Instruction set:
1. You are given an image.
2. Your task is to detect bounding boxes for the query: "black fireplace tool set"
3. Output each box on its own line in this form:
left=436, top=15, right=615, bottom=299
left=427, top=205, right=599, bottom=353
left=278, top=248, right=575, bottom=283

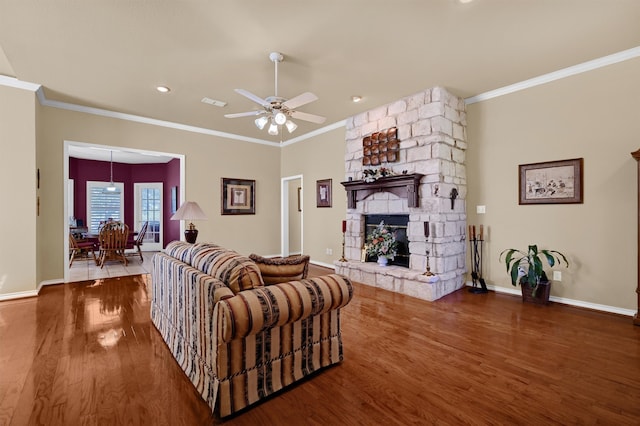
left=468, top=225, right=488, bottom=294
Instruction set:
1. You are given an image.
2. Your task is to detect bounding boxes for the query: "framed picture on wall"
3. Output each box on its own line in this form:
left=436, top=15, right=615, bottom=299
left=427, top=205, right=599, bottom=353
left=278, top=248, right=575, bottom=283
left=316, top=179, right=332, bottom=208
left=171, top=186, right=178, bottom=214
left=221, top=178, right=256, bottom=215
left=519, top=158, right=583, bottom=204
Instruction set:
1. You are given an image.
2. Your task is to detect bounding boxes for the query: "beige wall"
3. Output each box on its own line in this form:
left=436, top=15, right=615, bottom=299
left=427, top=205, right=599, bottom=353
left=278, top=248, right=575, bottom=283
left=281, top=127, right=347, bottom=266
left=3, top=55, right=639, bottom=313
left=35, top=107, right=282, bottom=283
left=0, top=85, right=37, bottom=296
left=466, top=57, right=640, bottom=310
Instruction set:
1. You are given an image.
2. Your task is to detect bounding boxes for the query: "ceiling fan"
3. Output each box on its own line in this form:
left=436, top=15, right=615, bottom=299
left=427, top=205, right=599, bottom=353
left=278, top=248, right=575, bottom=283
left=224, top=52, right=326, bottom=136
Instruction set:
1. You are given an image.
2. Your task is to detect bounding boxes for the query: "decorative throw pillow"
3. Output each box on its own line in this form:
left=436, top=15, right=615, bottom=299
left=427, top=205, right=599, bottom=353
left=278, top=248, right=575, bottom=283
left=192, top=245, right=264, bottom=293
left=249, top=254, right=310, bottom=285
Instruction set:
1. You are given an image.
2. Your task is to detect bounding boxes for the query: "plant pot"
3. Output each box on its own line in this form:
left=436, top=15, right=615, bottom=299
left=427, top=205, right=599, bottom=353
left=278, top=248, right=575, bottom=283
left=377, top=256, right=389, bottom=266
left=520, top=280, right=551, bottom=305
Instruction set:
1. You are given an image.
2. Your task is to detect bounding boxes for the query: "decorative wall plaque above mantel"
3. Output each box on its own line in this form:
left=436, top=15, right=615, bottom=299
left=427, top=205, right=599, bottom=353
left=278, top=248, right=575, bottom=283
left=363, top=127, right=399, bottom=166
left=341, top=173, right=424, bottom=209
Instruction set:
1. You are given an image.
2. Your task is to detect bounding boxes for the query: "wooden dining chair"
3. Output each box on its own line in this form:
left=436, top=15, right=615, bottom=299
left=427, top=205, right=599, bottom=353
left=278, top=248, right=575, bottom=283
left=69, top=233, right=98, bottom=267
left=125, top=221, right=148, bottom=262
left=98, top=222, right=130, bottom=268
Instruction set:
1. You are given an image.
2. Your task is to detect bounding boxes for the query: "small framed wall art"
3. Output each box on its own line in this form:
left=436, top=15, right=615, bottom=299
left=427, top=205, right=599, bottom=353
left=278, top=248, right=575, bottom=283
left=221, top=178, right=256, bottom=215
left=519, top=158, right=583, bottom=204
left=171, top=186, right=178, bottom=214
left=316, top=179, right=332, bottom=208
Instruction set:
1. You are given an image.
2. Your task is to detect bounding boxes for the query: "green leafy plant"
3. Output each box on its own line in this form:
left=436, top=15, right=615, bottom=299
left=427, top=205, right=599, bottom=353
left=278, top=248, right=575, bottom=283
left=500, top=244, right=569, bottom=297
left=366, top=221, right=398, bottom=260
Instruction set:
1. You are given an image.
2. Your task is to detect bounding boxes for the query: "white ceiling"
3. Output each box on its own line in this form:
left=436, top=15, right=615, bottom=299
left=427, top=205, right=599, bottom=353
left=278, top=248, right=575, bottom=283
left=1, top=1, right=639, bottom=145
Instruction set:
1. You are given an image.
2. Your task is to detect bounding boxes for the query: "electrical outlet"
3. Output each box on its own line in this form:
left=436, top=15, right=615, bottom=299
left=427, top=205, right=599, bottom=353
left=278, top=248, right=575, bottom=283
left=327, top=248, right=333, bottom=255
left=476, top=205, right=486, bottom=214
left=553, top=271, right=562, bottom=281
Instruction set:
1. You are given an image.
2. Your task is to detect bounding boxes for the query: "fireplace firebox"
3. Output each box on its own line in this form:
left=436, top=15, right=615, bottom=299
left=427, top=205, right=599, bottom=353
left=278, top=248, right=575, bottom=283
left=364, top=215, right=409, bottom=267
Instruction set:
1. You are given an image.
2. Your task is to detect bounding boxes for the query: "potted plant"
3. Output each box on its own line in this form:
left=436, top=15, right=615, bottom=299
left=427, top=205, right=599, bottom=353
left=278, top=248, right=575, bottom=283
left=500, top=244, right=569, bottom=304
left=366, top=221, right=398, bottom=266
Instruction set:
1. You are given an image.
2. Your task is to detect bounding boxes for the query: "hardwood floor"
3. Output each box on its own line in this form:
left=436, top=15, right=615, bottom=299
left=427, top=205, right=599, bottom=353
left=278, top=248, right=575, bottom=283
left=1, top=264, right=639, bottom=425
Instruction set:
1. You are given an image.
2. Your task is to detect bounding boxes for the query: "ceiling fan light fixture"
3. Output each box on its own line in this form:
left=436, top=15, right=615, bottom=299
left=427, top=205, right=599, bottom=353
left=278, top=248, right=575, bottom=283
left=225, top=51, right=325, bottom=137
left=274, top=111, right=287, bottom=125
left=285, top=120, right=298, bottom=133
left=255, top=116, right=269, bottom=130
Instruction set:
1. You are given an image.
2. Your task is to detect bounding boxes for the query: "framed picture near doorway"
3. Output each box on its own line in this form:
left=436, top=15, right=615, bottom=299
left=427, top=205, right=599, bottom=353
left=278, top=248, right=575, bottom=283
left=221, top=178, right=255, bottom=215
left=316, top=179, right=332, bottom=208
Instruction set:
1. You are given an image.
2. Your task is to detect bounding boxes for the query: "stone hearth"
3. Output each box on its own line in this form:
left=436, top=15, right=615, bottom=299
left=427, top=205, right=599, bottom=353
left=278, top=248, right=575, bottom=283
left=334, top=87, right=467, bottom=302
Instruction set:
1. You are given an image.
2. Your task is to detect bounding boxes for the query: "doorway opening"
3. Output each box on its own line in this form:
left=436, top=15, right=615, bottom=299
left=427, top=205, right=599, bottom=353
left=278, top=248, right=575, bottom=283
left=281, top=175, right=303, bottom=258
left=64, top=141, right=184, bottom=282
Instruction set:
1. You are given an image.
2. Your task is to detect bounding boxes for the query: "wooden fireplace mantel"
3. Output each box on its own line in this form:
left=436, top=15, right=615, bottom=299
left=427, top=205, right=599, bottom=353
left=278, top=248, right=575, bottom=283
left=341, top=173, right=424, bottom=209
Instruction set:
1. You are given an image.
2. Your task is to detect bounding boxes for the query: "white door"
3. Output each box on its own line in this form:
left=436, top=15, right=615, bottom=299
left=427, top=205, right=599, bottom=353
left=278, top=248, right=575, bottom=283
left=134, top=183, right=163, bottom=251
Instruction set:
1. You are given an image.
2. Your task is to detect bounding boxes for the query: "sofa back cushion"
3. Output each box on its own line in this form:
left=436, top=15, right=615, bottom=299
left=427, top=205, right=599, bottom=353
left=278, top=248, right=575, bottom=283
left=164, top=240, right=196, bottom=264
left=249, top=254, right=310, bottom=285
left=192, top=244, right=263, bottom=294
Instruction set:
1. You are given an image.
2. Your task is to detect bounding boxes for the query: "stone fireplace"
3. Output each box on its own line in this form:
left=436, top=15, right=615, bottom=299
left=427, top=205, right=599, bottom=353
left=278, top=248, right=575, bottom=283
left=334, top=87, right=467, bottom=301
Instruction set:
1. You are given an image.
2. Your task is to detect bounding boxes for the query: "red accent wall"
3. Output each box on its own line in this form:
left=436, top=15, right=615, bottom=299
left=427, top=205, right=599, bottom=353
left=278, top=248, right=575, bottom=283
left=69, top=157, right=181, bottom=247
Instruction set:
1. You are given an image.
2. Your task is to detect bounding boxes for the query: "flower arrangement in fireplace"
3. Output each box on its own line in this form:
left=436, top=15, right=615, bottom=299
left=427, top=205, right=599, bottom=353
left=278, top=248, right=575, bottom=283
left=366, top=221, right=398, bottom=260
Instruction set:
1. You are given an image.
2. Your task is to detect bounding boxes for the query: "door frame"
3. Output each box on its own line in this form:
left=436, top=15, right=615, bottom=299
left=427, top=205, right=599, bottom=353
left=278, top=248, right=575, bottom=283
left=281, top=174, right=303, bottom=257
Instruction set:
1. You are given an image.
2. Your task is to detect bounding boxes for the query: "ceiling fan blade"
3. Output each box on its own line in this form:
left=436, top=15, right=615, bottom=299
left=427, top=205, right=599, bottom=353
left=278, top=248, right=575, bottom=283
left=224, top=110, right=264, bottom=119
left=283, top=92, right=318, bottom=110
left=290, top=110, right=326, bottom=124
left=234, top=89, right=270, bottom=107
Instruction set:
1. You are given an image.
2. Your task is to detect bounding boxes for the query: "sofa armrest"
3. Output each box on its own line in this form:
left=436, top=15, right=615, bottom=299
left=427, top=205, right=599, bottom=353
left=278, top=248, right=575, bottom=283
left=215, top=274, right=353, bottom=342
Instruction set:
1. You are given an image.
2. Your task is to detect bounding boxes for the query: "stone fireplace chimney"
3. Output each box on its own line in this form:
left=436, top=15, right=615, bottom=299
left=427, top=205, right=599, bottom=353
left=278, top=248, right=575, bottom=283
left=335, top=87, right=467, bottom=301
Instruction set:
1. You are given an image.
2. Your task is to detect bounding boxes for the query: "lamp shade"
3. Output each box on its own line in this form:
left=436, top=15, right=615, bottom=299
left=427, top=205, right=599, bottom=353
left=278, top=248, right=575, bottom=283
left=171, top=201, right=207, bottom=243
left=170, top=201, right=207, bottom=222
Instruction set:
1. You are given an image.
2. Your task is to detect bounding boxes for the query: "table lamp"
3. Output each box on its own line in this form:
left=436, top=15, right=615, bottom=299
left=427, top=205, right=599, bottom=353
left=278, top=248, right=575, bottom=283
left=170, top=201, right=207, bottom=243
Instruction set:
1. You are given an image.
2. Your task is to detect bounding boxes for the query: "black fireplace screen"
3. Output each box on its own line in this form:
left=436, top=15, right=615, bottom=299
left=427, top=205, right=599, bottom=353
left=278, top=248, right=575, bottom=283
left=364, top=214, right=410, bottom=267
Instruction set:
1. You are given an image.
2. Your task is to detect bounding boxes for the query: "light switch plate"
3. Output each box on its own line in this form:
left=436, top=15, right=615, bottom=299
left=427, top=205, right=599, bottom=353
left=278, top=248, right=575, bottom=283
left=476, top=205, right=486, bottom=214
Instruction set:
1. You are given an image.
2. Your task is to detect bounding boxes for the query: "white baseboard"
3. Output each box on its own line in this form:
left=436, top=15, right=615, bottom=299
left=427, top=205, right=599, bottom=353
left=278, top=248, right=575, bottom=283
left=38, top=279, right=64, bottom=293
left=465, top=282, right=635, bottom=318
left=310, top=260, right=337, bottom=270
left=0, top=289, right=38, bottom=302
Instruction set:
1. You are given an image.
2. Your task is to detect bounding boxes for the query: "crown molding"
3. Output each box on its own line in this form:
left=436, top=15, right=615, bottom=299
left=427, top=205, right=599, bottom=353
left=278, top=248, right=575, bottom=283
left=465, top=46, right=640, bottom=105
left=0, top=74, right=40, bottom=91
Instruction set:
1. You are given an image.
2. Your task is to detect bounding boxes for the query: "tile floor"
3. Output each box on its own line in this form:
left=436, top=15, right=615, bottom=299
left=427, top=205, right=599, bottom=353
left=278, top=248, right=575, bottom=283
left=68, top=251, right=157, bottom=282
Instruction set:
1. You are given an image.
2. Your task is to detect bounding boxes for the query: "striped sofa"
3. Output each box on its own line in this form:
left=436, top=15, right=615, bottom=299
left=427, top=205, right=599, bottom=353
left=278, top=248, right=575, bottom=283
left=150, top=241, right=353, bottom=418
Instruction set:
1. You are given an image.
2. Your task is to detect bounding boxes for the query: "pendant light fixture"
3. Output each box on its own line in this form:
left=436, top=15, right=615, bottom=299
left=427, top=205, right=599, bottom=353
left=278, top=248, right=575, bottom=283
left=103, top=150, right=121, bottom=194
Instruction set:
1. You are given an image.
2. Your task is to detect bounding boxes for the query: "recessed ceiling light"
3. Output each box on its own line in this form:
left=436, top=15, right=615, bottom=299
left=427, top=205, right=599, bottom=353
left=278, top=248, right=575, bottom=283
left=351, top=96, right=362, bottom=103
left=156, top=86, right=170, bottom=93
